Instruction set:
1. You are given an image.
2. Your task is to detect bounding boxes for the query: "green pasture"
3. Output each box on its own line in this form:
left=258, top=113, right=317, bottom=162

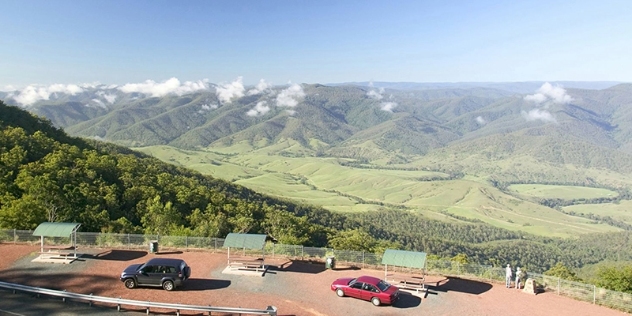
left=508, top=184, right=618, bottom=200
left=563, top=201, right=632, bottom=226
left=135, top=145, right=626, bottom=238
left=134, top=146, right=262, bottom=181
left=234, top=172, right=359, bottom=209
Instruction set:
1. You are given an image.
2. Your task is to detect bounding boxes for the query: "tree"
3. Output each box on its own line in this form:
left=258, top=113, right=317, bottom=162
left=595, top=265, right=632, bottom=294
left=328, top=228, right=377, bottom=252
left=141, top=195, right=182, bottom=236
left=544, top=262, right=583, bottom=282
left=451, top=253, right=470, bottom=264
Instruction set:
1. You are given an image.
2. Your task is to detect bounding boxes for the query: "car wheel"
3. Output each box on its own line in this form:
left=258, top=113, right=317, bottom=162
left=371, top=297, right=381, bottom=306
left=163, top=280, right=175, bottom=291
left=124, top=279, right=136, bottom=289
left=336, top=288, right=345, bottom=297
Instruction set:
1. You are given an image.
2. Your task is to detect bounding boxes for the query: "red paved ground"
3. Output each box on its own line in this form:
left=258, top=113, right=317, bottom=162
left=0, top=244, right=628, bottom=316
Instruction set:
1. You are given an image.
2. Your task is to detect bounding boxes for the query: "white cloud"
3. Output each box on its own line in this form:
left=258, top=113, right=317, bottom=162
left=380, top=102, right=398, bottom=112
left=246, top=101, right=271, bottom=117
left=201, top=103, right=218, bottom=111
left=89, top=98, right=108, bottom=109
left=2, top=85, right=18, bottom=92
left=11, top=83, right=85, bottom=106
left=48, top=84, right=83, bottom=95
left=103, top=94, right=117, bottom=104
left=367, top=89, right=383, bottom=100
left=367, top=86, right=397, bottom=112
left=366, top=86, right=386, bottom=100
left=476, top=116, right=486, bottom=125
left=119, top=77, right=209, bottom=97
left=246, top=79, right=272, bottom=95
left=286, top=109, right=296, bottom=116
left=96, top=91, right=117, bottom=104
left=198, top=103, right=218, bottom=114
left=276, top=83, right=305, bottom=107
left=216, top=77, right=245, bottom=103
left=521, top=109, right=557, bottom=123
left=524, top=82, right=572, bottom=105
left=80, top=82, right=100, bottom=89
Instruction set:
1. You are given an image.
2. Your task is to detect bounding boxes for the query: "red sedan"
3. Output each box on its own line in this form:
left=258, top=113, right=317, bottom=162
left=330, top=275, right=400, bottom=306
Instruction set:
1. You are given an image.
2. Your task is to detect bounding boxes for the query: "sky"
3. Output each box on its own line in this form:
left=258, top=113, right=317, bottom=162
left=1, top=0, right=631, bottom=89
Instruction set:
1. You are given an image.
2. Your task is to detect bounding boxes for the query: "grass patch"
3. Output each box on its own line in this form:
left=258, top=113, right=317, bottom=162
left=508, top=184, right=618, bottom=199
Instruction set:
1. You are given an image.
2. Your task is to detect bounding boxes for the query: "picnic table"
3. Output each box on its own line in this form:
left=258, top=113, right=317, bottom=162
left=228, top=257, right=265, bottom=272
left=386, top=273, right=427, bottom=293
left=39, top=245, right=77, bottom=258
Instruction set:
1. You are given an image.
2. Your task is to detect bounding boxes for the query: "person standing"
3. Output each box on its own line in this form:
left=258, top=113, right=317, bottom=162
left=515, top=267, right=522, bottom=289
left=505, top=264, right=513, bottom=288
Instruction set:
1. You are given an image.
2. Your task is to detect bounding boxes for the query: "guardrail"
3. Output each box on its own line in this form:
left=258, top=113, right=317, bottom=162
left=0, top=281, right=277, bottom=316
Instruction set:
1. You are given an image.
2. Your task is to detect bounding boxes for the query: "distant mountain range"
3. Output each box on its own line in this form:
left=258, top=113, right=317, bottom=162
left=330, top=81, right=623, bottom=93
left=3, top=81, right=632, bottom=182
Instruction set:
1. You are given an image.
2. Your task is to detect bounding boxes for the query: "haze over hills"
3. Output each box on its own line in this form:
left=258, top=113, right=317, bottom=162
left=332, top=81, right=623, bottom=93
left=4, top=80, right=632, bottom=238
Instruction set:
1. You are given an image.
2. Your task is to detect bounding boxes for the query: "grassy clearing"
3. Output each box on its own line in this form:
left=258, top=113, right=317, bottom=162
left=135, top=145, right=627, bottom=238
left=508, top=184, right=618, bottom=199
left=563, top=201, right=632, bottom=224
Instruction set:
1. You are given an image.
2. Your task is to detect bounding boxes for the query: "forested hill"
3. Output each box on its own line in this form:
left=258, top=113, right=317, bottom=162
left=0, top=100, right=347, bottom=246
left=2, top=100, right=632, bottom=274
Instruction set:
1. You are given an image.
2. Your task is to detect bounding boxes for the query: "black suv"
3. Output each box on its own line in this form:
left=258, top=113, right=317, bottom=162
left=120, top=258, right=191, bottom=291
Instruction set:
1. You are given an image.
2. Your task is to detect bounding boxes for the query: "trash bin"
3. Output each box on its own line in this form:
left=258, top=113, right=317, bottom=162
left=149, top=240, right=159, bottom=253
left=325, top=256, right=336, bottom=269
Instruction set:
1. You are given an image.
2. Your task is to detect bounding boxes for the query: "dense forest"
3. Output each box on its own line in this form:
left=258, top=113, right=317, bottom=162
left=1, top=100, right=631, bottom=293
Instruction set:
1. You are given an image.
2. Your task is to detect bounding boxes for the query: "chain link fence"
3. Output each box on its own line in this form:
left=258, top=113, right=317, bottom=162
left=527, top=272, right=632, bottom=312
left=1, top=229, right=630, bottom=313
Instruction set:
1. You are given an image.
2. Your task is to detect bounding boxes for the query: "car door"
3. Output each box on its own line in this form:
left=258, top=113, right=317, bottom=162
left=362, top=283, right=380, bottom=301
left=136, top=265, right=155, bottom=285
left=347, top=281, right=364, bottom=299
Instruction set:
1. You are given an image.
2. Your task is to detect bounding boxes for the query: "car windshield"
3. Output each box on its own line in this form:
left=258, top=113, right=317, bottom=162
left=376, top=280, right=391, bottom=292
left=348, top=278, right=358, bottom=286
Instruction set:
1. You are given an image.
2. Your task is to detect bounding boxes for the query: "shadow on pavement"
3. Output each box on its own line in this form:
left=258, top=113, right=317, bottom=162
left=155, top=251, right=183, bottom=255
left=82, top=250, right=147, bottom=261
left=426, top=277, right=492, bottom=296
left=268, top=260, right=326, bottom=274
left=393, top=292, right=422, bottom=308
left=181, top=278, right=230, bottom=291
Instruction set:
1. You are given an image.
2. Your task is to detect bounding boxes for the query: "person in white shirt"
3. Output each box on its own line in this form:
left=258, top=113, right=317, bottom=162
left=515, top=267, right=522, bottom=289
left=505, top=264, right=513, bottom=288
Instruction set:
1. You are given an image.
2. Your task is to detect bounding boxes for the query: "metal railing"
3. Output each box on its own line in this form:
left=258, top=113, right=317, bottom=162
left=2, top=229, right=631, bottom=314
left=0, top=281, right=277, bottom=316
left=526, top=272, right=632, bottom=313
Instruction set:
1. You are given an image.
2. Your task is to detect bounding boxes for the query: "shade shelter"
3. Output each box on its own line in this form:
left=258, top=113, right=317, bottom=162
left=223, top=233, right=267, bottom=272
left=32, top=222, right=82, bottom=258
left=382, top=249, right=427, bottom=293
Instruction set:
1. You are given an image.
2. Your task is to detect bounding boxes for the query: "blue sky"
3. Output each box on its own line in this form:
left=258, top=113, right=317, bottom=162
left=1, top=0, right=631, bottom=88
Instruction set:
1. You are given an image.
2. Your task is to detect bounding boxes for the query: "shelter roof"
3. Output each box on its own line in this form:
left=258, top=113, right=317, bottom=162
left=32, top=222, right=81, bottom=237
left=223, top=233, right=267, bottom=249
left=381, top=249, right=427, bottom=269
